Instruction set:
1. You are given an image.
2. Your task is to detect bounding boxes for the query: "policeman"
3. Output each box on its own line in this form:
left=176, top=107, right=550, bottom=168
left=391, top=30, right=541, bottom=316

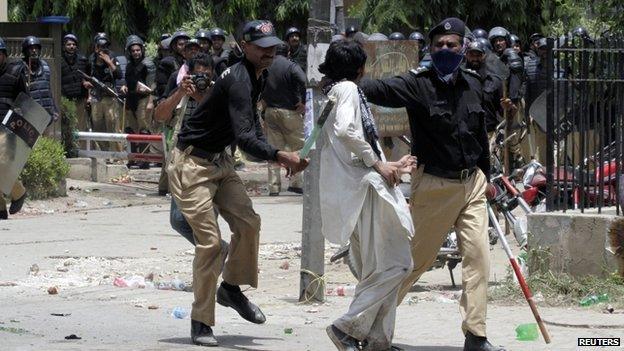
left=121, top=35, right=156, bottom=168
left=262, top=43, right=307, bottom=195
left=488, top=26, right=510, bottom=56
left=88, top=33, right=122, bottom=152
left=209, top=27, right=230, bottom=60
left=21, top=36, right=59, bottom=121
left=360, top=17, right=506, bottom=351
left=156, top=31, right=189, bottom=98
left=285, top=26, right=307, bottom=71
left=167, top=20, right=307, bottom=346
left=154, top=33, right=172, bottom=70
left=524, top=38, right=549, bottom=163
left=476, top=37, right=493, bottom=53
left=528, top=33, right=544, bottom=58
left=388, top=32, right=405, bottom=40
left=0, top=37, right=28, bottom=220
left=195, top=29, right=212, bottom=54
left=60, top=33, right=90, bottom=136
left=509, top=34, right=522, bottom=54
left=465, top=40, right=504, bottom=135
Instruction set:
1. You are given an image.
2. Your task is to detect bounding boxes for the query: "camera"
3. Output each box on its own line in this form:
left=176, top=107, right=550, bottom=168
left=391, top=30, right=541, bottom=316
left=190, top=74, right=213, bottom=91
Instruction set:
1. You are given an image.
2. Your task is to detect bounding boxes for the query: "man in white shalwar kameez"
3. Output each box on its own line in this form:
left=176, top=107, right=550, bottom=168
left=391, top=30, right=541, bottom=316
left=317, top=39, right=414, bottom=351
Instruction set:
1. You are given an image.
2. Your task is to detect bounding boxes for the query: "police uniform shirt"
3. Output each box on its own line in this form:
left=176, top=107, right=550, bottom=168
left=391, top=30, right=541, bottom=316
left=263, top=55, right=306, bottom=110
left=360, top=67, right=491, bottom=179
left=0, top=62, right=28, bottom=116
left=88, top=53, right=122, bottom=84
left=177, top=57, right=278, bottom=161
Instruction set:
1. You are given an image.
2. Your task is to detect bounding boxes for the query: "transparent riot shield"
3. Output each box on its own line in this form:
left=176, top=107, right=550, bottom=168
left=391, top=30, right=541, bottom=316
left=0, top=93, right=51, bottom=194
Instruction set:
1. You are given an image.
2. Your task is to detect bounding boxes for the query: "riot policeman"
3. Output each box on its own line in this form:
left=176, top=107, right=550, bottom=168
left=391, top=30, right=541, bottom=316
left=195, top=29, right=212, bottom=54
left=21, top=36, right=59, bottom=121
left=408, top=31, right=427, bottom=61
left=61, top=33, right=90, bottom=135
left=209, top=27, right=230, bottom=60
left=488, top=26, right=510, bottom=56
left=0, top=37, right=28, bottom=220
left=156, top=31, right=189, bottom=98
left=285, top=26, right=306, bottom=71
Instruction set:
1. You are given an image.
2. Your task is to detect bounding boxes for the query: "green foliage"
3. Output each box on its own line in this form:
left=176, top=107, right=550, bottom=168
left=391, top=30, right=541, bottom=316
left=21, top=137, right=70, bottom=199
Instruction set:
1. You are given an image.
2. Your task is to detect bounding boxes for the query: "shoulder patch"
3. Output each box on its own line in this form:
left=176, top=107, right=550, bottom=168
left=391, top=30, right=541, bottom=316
left=219, top=67, right=231, bottom=80
left=461, top=67, right=480, bottom=78
left=409, top=66, right=428, bottom=76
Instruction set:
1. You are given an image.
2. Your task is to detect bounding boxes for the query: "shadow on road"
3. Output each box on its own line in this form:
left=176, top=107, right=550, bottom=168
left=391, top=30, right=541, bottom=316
left=159, top=335, right=283, bottom=350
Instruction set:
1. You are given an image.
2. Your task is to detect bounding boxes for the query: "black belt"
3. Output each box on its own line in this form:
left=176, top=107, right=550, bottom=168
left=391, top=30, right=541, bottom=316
left=177, top=142, right=224, bottom=161
left=424, top=165, right=478, bottom=181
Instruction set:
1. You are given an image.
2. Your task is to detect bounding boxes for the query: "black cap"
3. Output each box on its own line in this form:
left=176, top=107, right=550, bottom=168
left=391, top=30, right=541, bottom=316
left=428, top=17, right=465, bottom=40
left=242, top=20, right=283, bottom=48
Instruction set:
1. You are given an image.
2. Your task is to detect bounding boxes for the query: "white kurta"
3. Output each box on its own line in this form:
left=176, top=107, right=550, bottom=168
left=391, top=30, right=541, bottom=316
left=319, top=81, right=414, bottom=349
left=319, top=81, right=413, bottom=245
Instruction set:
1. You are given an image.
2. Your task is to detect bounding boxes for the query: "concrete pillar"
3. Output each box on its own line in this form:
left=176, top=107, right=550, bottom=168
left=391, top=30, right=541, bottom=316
left=0, top=0, right=7, bottom=22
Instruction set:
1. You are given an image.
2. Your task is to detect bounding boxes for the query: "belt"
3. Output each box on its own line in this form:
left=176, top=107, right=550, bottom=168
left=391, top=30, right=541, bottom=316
left=424, top=165, right=478, bottom=181
left=177, top=142, right=224, bottom=161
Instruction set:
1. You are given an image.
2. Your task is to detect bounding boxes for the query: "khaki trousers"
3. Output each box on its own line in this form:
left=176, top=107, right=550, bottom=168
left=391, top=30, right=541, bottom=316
left=398, top=166, right=490, bottom=337
left=0, top=181, right=26, bottom=210
left=91, top=97, right=121, bottom=151
left=167, top=147, right=261, bottom=326
left=264, top=107, right=304, bottom=193
left=125, top=97, right=152, bottom=132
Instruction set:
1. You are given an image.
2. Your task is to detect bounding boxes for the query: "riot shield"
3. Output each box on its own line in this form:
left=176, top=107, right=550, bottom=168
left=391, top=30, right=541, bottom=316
left=0, top=93, right=51, bottom=194
left=528, top=86, right=565, bottom=133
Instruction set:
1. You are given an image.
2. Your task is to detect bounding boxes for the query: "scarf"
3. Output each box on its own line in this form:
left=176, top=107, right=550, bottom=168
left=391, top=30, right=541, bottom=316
left=322, top=79, right=382, bottom=159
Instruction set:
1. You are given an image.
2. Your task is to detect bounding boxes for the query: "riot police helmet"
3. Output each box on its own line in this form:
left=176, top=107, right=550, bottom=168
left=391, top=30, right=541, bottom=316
left=209, top=28, right=226, bottom=41
left=345, top=25, right=358, bottom=37
left=125, top=34, right=144, bottom=51
left=509, top=34, right=521, bottom=46
left=472, top=28, right=488, bottom=39
left=488, top=26, right=510, bottom=42
left=63, top=33, right=78, bottom=44
left=93, top=32, right=110, bottom=48
left=367, top=32, right=388, bottom=41
left=409, top=31, right=425, bottom=43
left=171, top=31, right=191, bottom=46
left=476, top=37, right=493, bottom=52
left=22, top=35, right=42, bottom=56
left=285, top=27, right=301, bottom=40
left=389, top=32, right=405, bottom=40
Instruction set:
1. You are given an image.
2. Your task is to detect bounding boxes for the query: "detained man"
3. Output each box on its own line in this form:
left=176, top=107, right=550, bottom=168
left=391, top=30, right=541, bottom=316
left=318, top=39, right=414, bottom=351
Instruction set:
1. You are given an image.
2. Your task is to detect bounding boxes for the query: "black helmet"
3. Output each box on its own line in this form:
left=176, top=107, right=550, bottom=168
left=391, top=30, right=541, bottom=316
left=529, top=33, right=543, bottom=44
left=572, top=26, right=590, bottom=39
left=476, top=37, right=493, bottom=53
left=345, top=25, right=358, bottom=37
left=488, top=26, right=510, bottom=42
left=509, top=34, right=521, bottom=46
left=63, top=33, right=78, bottom=44
left=209, top=28, right=226, bottom=41
left=171, top=31, right=191, bottom=45
left=125, top=34, right=144, bottom=51
left=0, top=37, right=6, bottom=53
left=185, top=38, right=200, bottom=49
left=472, top=28, right=488, bottom=39
left=93, top=32, right=110, bottom=45
left=467, top=40, right=486, bottom=54
left=389, top=32, right=405, bottom=40
left=195, top=29, right=211, bottom=42
left=22, top=36, right=41, bottom=56
left=160, top=33, right=171, bottom=42
left=285, top=27, right=301, bottom=39
left=408, top=31, right=425, bottom=43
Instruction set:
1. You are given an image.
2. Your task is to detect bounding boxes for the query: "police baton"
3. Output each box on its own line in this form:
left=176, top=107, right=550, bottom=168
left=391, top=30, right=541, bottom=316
left=299, top=96, right=336, bottom=158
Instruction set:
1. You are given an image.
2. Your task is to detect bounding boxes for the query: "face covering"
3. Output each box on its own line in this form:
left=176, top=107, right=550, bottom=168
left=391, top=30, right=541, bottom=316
left=431, top=48, right=464, bottom=83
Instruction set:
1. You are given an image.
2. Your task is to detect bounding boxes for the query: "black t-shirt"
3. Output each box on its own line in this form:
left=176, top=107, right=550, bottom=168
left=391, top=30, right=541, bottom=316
left=263, top=55, right=306, bottom=110
left=177, top=58, right=278, bottom=161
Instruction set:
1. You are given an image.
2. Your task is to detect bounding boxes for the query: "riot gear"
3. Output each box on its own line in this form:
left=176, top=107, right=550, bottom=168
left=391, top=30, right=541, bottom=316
left=209, top=28, right=226, bottom=41
left=93, top=32, right=110, bottom=48
left=21, top=36, right=41, bottom=57
left=63, top=33, right=78, bottom=44
left=345, top=26, right=358, bottom=37
left=160, top=33, right=171, bottom=42
left=572, top=26, right=590, bottom=39
left=467, top=40, right=486, bottom=54
left=389, top=32, right=405, bottom=40
left=472, top=28, right=488, bottom=39
left=285, top=27, right=301, bottom=39
left=501, top=48, right=523, bottom=73
left=367, top=33, right=388, bottom=41
left=509, top=34, right=520, bottom=47
left=476, top=38, right=492, bottom=53
left=409, top=31, right=425, bottom=43
left=171, top=31, right=191, bottom=46
left=195, top=29, right=211, bottom=41
left=125, top=35, right=144, bottom=52
left=488, top=26, right=510, bottom=43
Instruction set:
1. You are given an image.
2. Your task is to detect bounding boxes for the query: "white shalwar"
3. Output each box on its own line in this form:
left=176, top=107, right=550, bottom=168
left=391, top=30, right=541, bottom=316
left=319, top=81, right=414, bottom=350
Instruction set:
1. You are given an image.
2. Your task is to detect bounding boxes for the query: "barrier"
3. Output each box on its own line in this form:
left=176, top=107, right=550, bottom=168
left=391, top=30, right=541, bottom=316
left=74, top=131, right=166, bottom=163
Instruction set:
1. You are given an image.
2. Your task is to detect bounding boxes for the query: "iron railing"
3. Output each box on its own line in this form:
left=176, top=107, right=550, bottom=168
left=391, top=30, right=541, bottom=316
left=543, top=35, right=623, bottom=214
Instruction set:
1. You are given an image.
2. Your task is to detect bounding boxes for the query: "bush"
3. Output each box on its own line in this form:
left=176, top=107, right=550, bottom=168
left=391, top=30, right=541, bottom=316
left=20, top=137, right=70, bottom=199
left=60, top=97, right=78, bottom=157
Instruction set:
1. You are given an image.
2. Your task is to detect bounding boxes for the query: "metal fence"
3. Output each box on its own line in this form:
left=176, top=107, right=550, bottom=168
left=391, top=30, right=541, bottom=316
left=544, top=35, right=624, bottom=214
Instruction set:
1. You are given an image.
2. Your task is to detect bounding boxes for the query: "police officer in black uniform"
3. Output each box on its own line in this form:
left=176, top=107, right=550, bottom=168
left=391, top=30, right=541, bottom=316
left=156, top=31, right=189, bottom=98
left=21, top=36, right=59, bottom=121
left=359, top=17, right=506, bottom=351
left=168, top=20, right=307, bottom=347
left=209, top=28, right=230, bottom=60
left=0, top=37, right=29, bottom=220
left=195, top=29, right=212, bottom=54
left=285, top=27, right=307, bottom=71
left=61, top=33, right=90, bottom=136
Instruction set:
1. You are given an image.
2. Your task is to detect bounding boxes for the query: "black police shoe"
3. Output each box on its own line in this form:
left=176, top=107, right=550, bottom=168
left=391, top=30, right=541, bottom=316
left=326, top=325, right=360, bottom=351
left=287, top=186, right=303, bottom=194
left=9, top=192, right=26, bottom=215
left=464, top=331, right=506, bottom=351
left=191, top=319, right=218, bottom=347
left=216, top=285, right=266, bottom=324
left=0, top=210, right=7, bottom=220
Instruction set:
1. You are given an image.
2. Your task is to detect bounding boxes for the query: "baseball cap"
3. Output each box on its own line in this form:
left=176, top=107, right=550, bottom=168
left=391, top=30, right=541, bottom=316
left=242, top=20, right=283, bottom=48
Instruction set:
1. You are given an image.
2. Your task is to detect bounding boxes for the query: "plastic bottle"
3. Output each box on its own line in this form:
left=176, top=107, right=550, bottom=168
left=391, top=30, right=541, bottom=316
left=171, top=278, right=186, bottom=291
left=336, top=285, right=356, bottom=296
left=515, top=323, right=538, bottom=341
left=579, top=293, right=608, bottom=307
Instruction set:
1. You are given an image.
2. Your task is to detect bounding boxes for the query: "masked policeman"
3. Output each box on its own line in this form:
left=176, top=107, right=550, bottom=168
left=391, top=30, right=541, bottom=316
left=21, top=36, right=59, bottom=122
left=167, top=20, right=307, bottom=346
left=285, top=27, right=307, bottom=71
left=0, top=37, right=29, bottom=220
left=360, top=18, right=506, bottom=351
left=61, top=33, right=90, bottom=135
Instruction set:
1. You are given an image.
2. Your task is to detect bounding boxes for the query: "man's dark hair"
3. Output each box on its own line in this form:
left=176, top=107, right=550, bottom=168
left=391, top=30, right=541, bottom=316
left=188, top=52, right=213, bottom=71
left=318, top=39, right=367, bottom=81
